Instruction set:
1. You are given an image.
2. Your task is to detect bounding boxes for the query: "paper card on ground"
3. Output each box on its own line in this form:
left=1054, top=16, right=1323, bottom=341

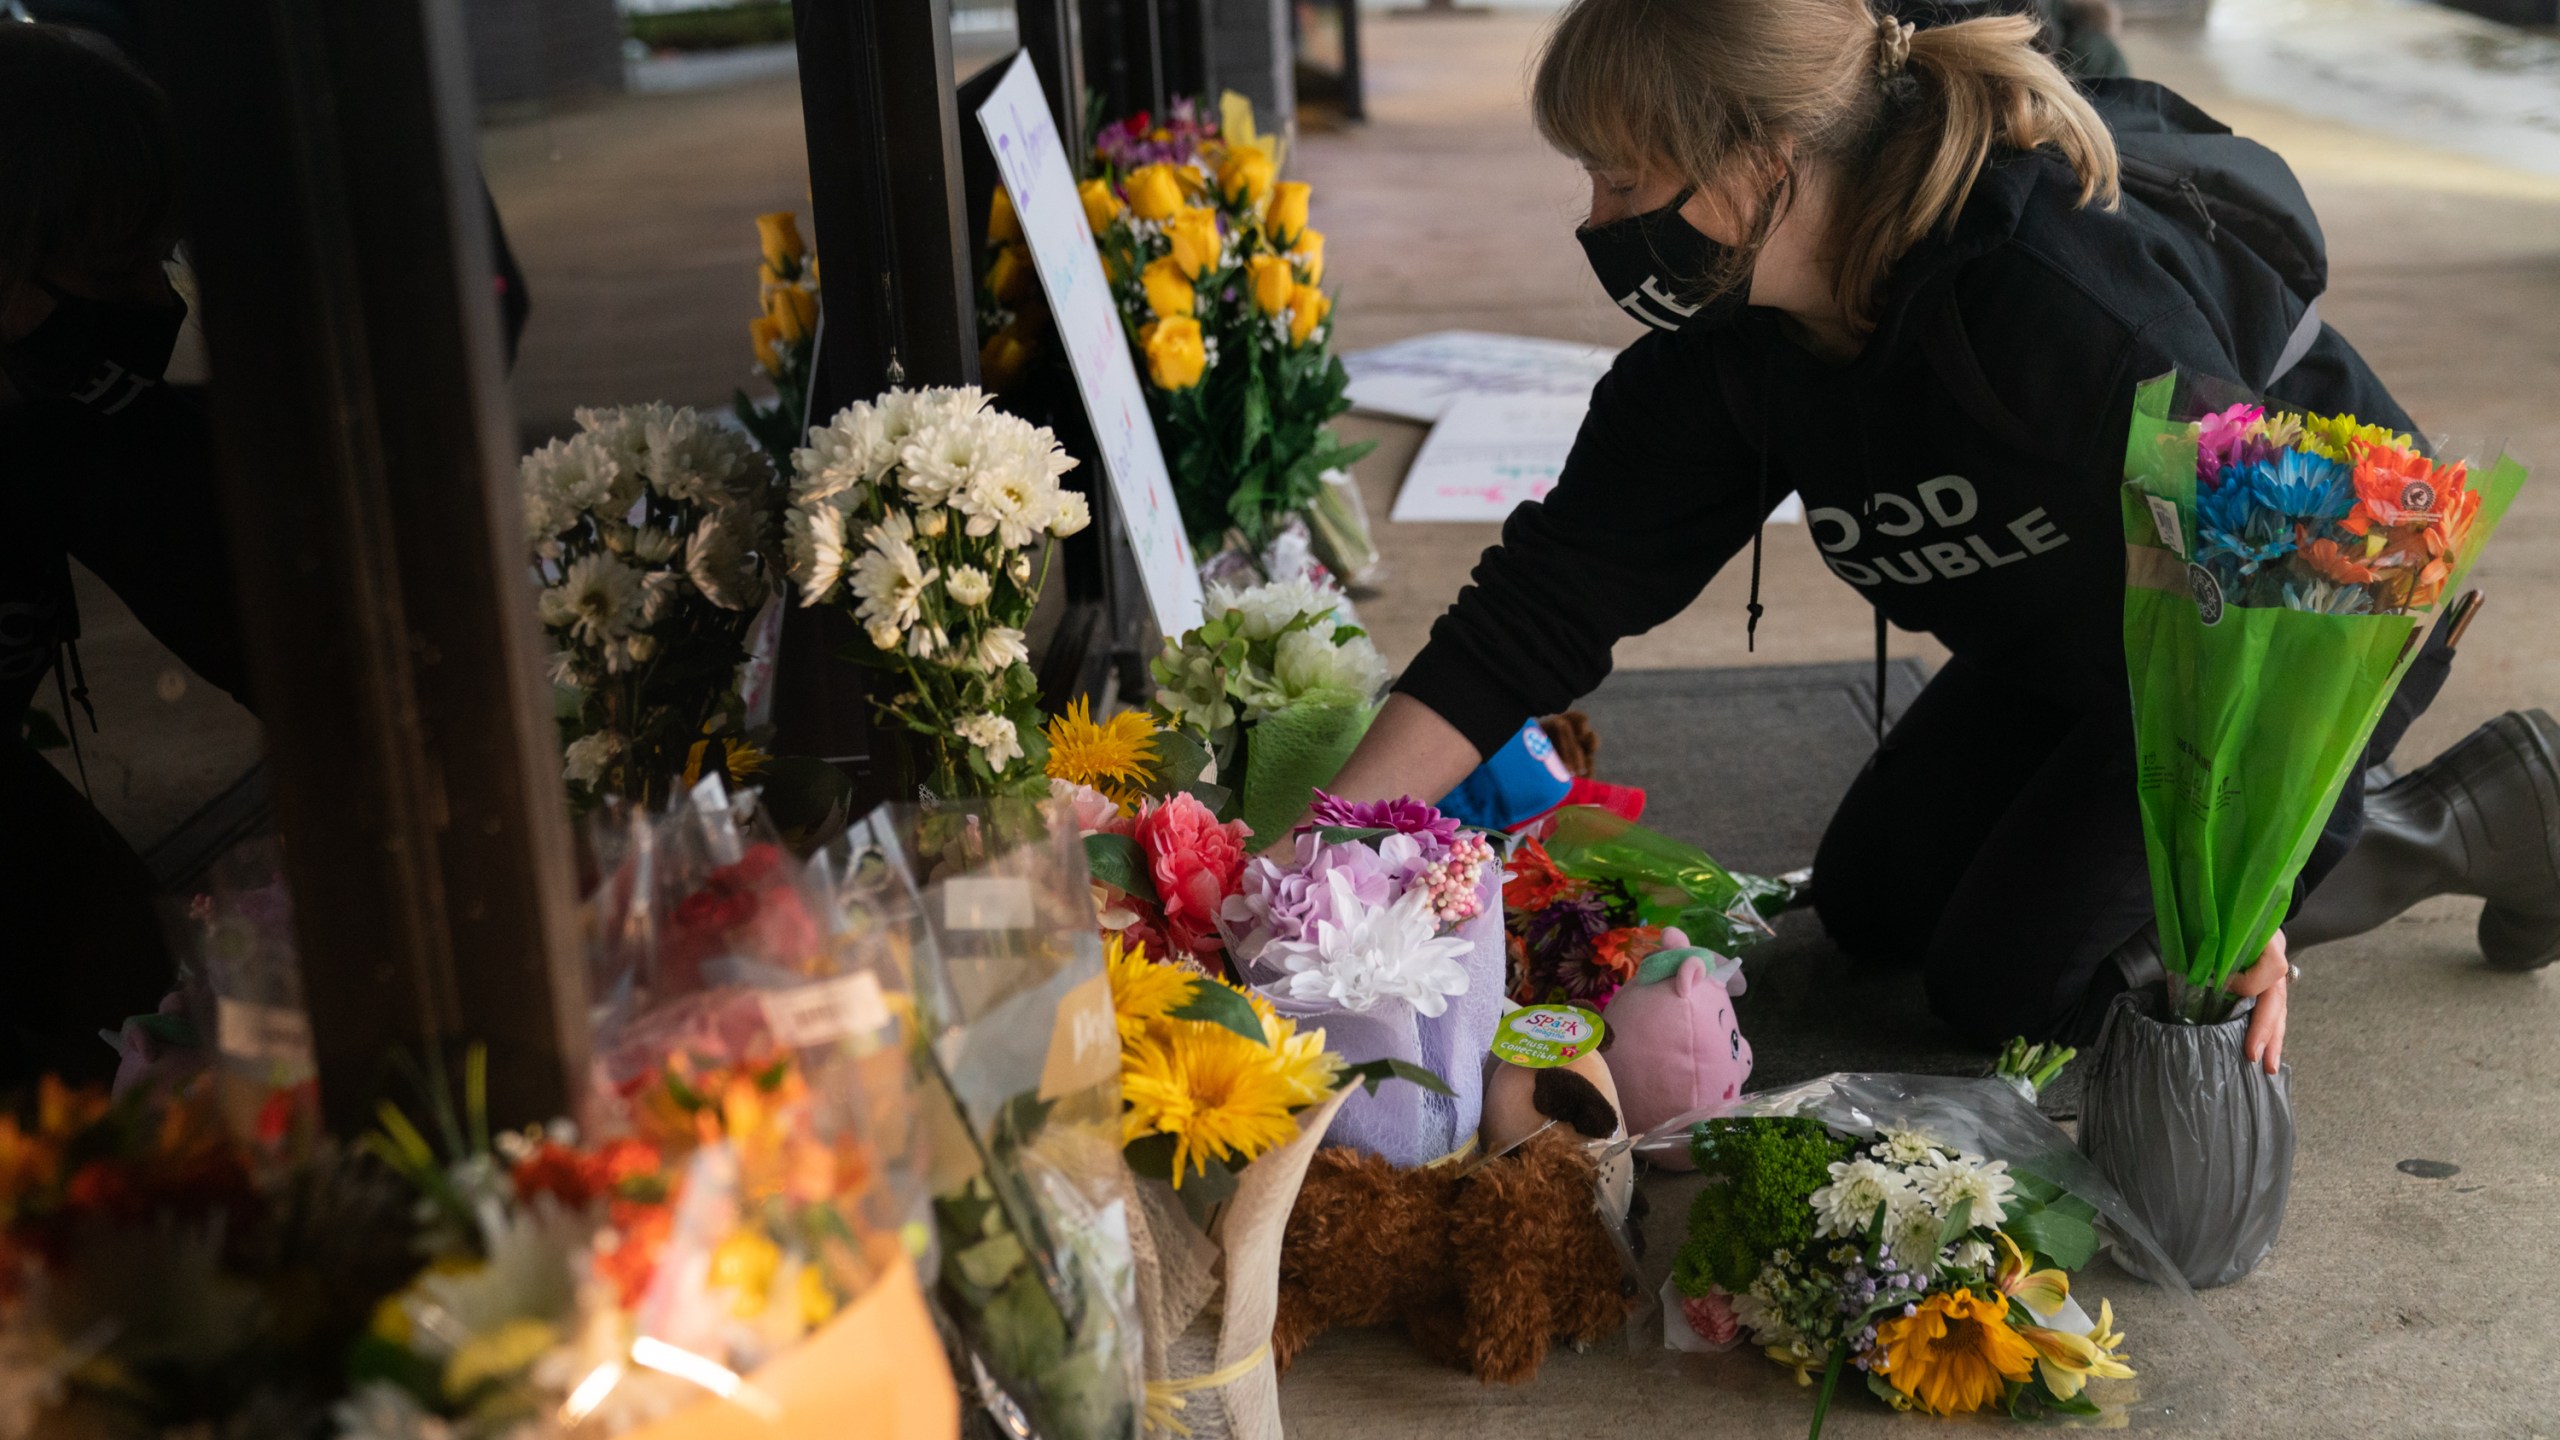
left=1386, top=390, right=1806, bottom=525
left=975, top=53, right=1204, bottom=634
left=1341, top=329, right=1620, bottom=422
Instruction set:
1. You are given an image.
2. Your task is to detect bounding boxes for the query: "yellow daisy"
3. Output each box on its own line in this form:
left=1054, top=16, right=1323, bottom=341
left=1873, top=1288, right=2039, bottom=1416
left=1106, top=934, right=1197, bottom=1043
left=1045, top=698, right=1161, bottom=810
left=1121, top=1024, right=1306, bottom=1186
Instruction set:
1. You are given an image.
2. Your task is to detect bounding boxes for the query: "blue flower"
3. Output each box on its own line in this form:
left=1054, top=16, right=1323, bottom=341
left=2235, top=449, right=2355, bottom=524
left=2282, top=577, right=2373, bottom=616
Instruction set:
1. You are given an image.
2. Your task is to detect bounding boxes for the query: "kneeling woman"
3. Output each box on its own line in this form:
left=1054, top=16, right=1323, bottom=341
left=1326, top=0, right=2560, bottom=1071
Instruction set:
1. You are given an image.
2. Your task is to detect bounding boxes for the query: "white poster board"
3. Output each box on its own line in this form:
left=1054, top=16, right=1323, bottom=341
left=975, top=53, right=1204, bottom=634
left=1341, top=329, right=1619, bottom=423
left=1386, top=390, right=1807, bottom=526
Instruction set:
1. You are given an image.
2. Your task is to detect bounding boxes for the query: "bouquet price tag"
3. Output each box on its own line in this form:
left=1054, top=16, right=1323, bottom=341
left=1491, top=1004, right=1604, bottom=1069
left=215, top=997, right=313, bottom=1065
left=2144, top=494, right=2187, bottom=558
left=762, top=972, right=892, bottom=1048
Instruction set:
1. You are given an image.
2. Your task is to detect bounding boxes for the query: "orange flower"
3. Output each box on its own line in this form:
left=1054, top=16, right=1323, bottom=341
left=1874, top=1288, right=2039, bottom=1416
left=1591, top=925, right=1665, bottom=981
left=1504, top=839, right=1581, bottom=913
left=2343, top=440, right=2447, bottom=536
left=2297, top=531, right=2377, bottom=586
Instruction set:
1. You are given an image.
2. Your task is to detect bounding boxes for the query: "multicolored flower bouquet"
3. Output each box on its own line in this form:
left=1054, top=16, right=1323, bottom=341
left=2123, top=373, right=2527, bottom=1020
left=784, top=385, right=1091, bottom=797
left=1081, top=95, right=1377, bottom=579
left=338, top=785, right=952, bottom=1440
left=1504, top=807, right=1783, bottom=1009
left=1150, top=574, right=1389, bottom=842
left=1652, top=1075, right=2182, bottom=1435
left=1218, top=794, right=1503, bottom=1166
left=521, top=403, right=784, bottom=810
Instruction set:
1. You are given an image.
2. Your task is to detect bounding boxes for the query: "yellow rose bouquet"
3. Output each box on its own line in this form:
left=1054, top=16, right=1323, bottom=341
left=1084, top=96, right=1375, bottom=570
left=736, top=210, right=820, bottom=462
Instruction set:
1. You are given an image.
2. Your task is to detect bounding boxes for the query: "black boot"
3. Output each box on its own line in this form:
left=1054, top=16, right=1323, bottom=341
left=2290, top=710, right=2560, bottom=970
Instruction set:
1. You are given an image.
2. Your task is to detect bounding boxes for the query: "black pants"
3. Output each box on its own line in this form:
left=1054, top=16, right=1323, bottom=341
left=1813, top=638, right=2451, bottom=1048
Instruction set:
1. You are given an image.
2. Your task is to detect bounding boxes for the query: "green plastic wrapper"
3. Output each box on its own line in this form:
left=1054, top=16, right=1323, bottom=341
left=1538, top=805, right=1779, bottom=955
left=2121, top=372, right=2527, bottom=1015
left=1237, top=695, right=1376, bottom=844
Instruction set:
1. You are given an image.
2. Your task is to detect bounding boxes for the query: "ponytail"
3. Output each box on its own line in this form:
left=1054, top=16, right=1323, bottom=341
left=1533, top=0, right=2120, bottom=332
left=1833, top=14, right=2119, bottom=326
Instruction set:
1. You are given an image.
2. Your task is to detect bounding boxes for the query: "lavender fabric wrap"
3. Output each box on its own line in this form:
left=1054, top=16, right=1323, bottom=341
left=1248, top=870, right=1504, bottom=1167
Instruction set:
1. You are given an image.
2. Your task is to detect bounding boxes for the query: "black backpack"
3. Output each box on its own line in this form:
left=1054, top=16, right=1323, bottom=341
left=2084, top=77, right=2329, bottom=388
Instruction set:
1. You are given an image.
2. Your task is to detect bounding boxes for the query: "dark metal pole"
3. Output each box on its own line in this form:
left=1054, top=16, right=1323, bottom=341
left=147, top=0, right=587, bottom=1133
left=1015, top=0, right=1088, bottom=151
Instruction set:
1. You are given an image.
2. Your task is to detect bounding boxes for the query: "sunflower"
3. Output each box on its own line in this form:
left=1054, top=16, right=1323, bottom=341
left=1045, top=698, right=1161, bottom=810
left=1873, top=1288, right=2039, bottom=1416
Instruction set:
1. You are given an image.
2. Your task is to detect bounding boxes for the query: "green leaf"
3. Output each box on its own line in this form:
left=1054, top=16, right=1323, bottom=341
left=1339, top=1057, right=1454, bottom=1097
left=1167, top=979, right=1267, bottom=1045
left=1935, top=1196, right=1976, bottom=1253
left=1083, top=833, right=1159, bottom=906
left=1148, top=726, right=1213, bottom=794
left=1314, top=825, right=1394, bottom=847
left=1173, top=1154, right=1241, bottom=1225
left=2005, top=1199, right=2100, bottom=1272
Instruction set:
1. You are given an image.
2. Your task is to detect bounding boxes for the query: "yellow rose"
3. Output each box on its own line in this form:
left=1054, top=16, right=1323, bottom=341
left=1141, top=256, right=1195, bottom=320
left=1266, top=181, right=1311, bottom=247
left=1125, top=163, right=1185, bottom=222
left=981, top=318, right=1038, bottom=390
left=987, top=187, right=1021, bottom=245
left=1079, top=177, right=1123, bottom=235
left=1142, top=314, right=1207, bottom=390
left=766, top=284, right=816, bottom=345
left=988, top=245, right=1035, bottom=306
left=1292, top=228, right=1325, bottom=285
left=1217, top=142, right=1277, bottom=210
left=1288, top=283, right=1330, bottom=346
left=756, top=211, right=806, bottom=273
left=1248, top=254, right=1294, bottom=316
left=1166, top=206, right=1222, bottom=279
left=750, top=314, right=783, bottom=376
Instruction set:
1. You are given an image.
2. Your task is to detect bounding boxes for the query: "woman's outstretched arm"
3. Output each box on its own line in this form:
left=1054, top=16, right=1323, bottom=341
left=1321, top=693, right=1485, bottom=811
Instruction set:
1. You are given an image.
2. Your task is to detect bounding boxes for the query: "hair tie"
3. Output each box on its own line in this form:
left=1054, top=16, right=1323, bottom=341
left=1875, top=15, right=1916, bottom=80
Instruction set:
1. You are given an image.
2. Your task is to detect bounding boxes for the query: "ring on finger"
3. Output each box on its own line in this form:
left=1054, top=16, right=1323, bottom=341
left=2287, top=961, right=2301, bottom=983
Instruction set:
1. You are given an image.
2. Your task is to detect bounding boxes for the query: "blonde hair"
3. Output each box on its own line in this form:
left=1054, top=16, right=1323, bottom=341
left=1533, top=0, right=2119, bottom=330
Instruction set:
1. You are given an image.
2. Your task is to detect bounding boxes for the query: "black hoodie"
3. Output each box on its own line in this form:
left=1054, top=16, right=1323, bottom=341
left=1396, top=97, right=2413, bottom=758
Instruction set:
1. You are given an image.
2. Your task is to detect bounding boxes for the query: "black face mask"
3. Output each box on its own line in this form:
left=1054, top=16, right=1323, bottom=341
left=1577, top=187, right=1751, bottom=335
left=2, top=280, right=187, bottom=415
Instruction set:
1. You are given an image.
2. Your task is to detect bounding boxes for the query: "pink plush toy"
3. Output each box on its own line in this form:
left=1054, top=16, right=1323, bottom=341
left=1597, top=928, right=1752, bottom=1171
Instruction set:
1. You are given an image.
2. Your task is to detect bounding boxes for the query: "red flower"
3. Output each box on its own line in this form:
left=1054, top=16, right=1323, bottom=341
left=598, top=1198, right=673, bottom=1307
left=1590, top=925, right=1664, bottom=982
left=1135, top=793, right=1250, bottom=962
left=1503, top=839, right=1581, bottom=914
left=1682, top=1289, right=1741, bottom=1346
left=512, top=1141, right=607, bottom=1209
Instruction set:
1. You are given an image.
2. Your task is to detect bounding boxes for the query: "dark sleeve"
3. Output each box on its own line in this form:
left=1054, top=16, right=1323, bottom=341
left=51, top=386, right=256, bottom=711
left=1393, top=336, right=1773, bottom=757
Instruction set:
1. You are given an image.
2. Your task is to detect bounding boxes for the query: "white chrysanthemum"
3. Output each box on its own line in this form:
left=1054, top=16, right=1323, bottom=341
left=907, top=623, right=947, bottom=659
left=572, top=403, right=666, bottom=511
left=520, top=430, right=628, bottom=544
left=973, top=625, right=1030, bottom=676
left=1207, top=575, right=1343, bottom=641
left=1883, top=1196, right=1949, bottom=1273
left=946, top=564, right=993, bottom=608
left=917, top=507, right=949, bottom=538
left=1048, top=488, right=1092, bottom=538
left=898, top=418, right=997, bottom=506
left=538, top=552, right=645, bottom=649
left=639, top=405, right=763, bottom=506
left=1948, top=1237, right=1996, bottom=1273
left=630, top=526, right=680, bottom=563
left=1273, top=881, right=1475, bottom=1018
left=848, top=513, right=938, bottom=632
left=792, top=404, right=883, bottom=505
left=683, top=511, right=763, bottom=611
left=867, top=620, right=901, bottom=651
left=1810, top=1157, right=1916, bottom=1240
left=562, top=730, right=621, bottom=786
left=636, top=569, right=680, bottom=626
left=785, top=505, right=849, bottom=604
left=951, top=457, right=1059, bottom=549
left=1273, top=627, right=1391, bottom=703
left=1910, top=1150, right=2015, bottom=1229
left=955, top=711, right=1022, bottom=768
left=1872, top=1129, right=1939, bottom=1166
left=544, top=649, right=585, bottom=690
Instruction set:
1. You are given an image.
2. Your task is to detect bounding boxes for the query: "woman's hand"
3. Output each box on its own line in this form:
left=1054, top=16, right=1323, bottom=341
left=2225, top=930, right=2291, bottom=1075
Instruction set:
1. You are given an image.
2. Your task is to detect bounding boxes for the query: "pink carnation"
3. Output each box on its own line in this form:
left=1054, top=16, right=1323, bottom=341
left=1681, top=1289, right=1741, bottom=1347
left=1136, top=793, right=1251, bottom=963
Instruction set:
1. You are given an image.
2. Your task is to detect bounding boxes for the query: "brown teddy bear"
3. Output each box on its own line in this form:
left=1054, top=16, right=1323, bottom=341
left=1271, top=1070, right=1640, bottom=1385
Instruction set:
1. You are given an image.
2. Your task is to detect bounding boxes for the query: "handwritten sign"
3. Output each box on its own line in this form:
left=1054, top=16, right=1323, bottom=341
left=1387, top=391, right=1586, bottom=522
left=1342, top=329, right=1619, bottom=423
left=976, top=53, right=1204, bottom=634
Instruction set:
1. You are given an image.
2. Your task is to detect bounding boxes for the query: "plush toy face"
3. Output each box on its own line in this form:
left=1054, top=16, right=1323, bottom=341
left=1598, top=949, right=1753, bottom=1143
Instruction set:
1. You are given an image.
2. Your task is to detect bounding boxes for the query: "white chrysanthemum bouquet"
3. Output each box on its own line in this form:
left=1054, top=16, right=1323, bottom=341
left=786, top=386, right=1090, bottom=796
left=522, top=403, right=779, bottom=809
